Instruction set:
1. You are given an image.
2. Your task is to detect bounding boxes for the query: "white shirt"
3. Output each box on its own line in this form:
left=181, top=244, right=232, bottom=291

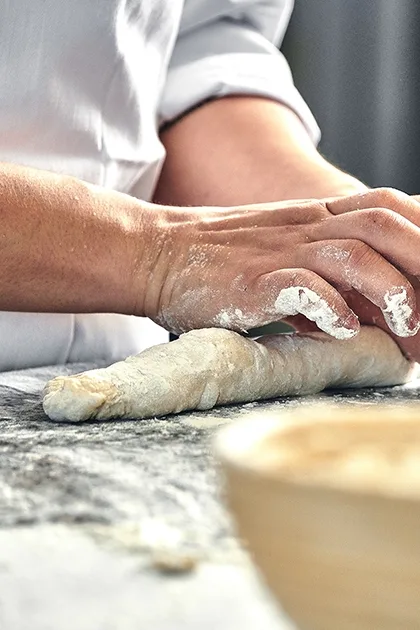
left=0, top=0, right=319, bottom=370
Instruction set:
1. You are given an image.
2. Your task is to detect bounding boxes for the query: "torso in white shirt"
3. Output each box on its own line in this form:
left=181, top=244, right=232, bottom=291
left=0, top=0, right=185, bottom=199
left=0, top=0, right=187, bottom=370
left=0, top=0, right=301, bottom=370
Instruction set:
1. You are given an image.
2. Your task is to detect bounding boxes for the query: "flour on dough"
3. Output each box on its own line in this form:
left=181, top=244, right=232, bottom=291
left=42, top=327, right=416, bottom=422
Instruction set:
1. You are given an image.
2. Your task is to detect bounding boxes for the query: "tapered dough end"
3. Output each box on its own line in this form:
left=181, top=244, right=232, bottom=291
left=43, top=375, right=119, bottom=422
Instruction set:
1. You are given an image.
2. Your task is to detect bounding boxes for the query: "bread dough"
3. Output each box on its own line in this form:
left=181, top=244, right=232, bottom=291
left=42, top=326, right=416, bottom=422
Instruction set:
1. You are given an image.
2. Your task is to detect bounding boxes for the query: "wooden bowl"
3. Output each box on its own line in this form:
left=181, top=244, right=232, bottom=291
left=215, top=405, right=420, bottom=630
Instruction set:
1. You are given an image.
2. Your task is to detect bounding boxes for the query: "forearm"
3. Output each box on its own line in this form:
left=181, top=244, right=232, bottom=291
left=0, top=163, right=154, bottom=314
left=154, top=96, right=367, bottom=206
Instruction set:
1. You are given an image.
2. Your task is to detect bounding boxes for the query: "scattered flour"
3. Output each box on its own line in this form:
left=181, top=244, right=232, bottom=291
left=213, top=307, right=263, bottom=332
left=187, top=244, right=209, bottom=267
left=274, top=286, right=357, bottom=340
left=318, top=244, right=351, bottom=262
left=158, top=287, right=215, bottom=334
left=216, top=309, right=244, bottom=328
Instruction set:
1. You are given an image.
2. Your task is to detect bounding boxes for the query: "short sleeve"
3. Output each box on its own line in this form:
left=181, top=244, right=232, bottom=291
left=159, top=0, right=320, bottom=144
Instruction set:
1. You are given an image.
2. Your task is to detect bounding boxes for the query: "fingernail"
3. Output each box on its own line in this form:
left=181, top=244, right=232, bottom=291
left=335, top=312, right=359, bottom=337
left=328, top=314, right=359, bottom=340
left=340, top=312, right=360, bottom=330
left=409, top=314, right=420, bottom=335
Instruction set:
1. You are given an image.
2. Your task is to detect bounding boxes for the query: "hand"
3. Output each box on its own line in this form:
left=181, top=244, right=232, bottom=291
left=284, top=190, right=420, bottom=362
left=141, top=188, right=420, bottom=343
left=290, top=280, right=420, bottom=362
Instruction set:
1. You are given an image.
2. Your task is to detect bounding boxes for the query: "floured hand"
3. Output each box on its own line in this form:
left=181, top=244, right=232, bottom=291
left=142, top=189, right=420, bottom=343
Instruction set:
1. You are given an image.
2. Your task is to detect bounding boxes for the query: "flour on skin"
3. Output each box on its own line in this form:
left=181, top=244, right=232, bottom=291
left=274, top=286, right=357, bottom=340
left=383, top=288, right=420, bottom=338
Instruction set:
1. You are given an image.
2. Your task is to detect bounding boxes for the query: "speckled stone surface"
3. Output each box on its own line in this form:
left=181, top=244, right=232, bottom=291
left=0, top=363, right=419, bottom=630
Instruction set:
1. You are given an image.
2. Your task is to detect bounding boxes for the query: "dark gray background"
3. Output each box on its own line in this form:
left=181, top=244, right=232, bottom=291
left=282, top=0, right=420, bottom=193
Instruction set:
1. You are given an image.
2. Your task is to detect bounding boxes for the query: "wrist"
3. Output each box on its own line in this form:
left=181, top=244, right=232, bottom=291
left=128, top=200, right=192, bottom=320
left=123, top=198, right=157, bottom=318
left=76, top=182, right=152, bottom=316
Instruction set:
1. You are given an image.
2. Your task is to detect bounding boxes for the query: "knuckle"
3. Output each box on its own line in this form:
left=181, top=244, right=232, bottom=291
left=305, top=201, right=328, bottom=222
left=372, top=187, right=404, bottom=207
left=285, top=201, right=327, bottom=226
left=347, top=240, right=377, bottom=268
left=366, top=208, right=404, bottom=230
left=286, top=268, right=319, bottom=289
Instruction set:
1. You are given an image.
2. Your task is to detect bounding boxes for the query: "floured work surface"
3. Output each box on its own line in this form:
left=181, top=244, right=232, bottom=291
left=0, top=363, right=419, bottom=630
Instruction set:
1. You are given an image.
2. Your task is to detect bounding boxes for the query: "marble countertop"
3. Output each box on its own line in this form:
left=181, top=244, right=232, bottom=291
left=0, top=362, right=419, bottom=630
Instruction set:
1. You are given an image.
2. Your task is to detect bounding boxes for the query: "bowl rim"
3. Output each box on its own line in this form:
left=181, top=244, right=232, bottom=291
left=214, top=404, right=420, bottom=502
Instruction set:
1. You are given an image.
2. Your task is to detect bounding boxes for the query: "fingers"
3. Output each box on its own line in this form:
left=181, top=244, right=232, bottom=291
left=339, top=290, right=420, bottom=362
left=302, top=240, right=420, bottom=337
left=255, top=268, right=360, bottom=340
left=307, top=190, right=420, bottom=337
left=310, top=209, right=420, bottom=277
left=326, top=188, right=420, bottom=226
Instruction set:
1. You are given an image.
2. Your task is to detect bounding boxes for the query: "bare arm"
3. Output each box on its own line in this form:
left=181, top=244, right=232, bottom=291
left=154, top=96, right=420, bottom=359
left=4, top=134, right=420, bottom=359
left=154, top=96, right=366, bottom=206
left=0, top=162, right=156, bottom=314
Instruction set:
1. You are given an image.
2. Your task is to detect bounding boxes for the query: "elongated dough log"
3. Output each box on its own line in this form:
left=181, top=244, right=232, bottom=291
left=42, top=327, right=416, bottom=422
